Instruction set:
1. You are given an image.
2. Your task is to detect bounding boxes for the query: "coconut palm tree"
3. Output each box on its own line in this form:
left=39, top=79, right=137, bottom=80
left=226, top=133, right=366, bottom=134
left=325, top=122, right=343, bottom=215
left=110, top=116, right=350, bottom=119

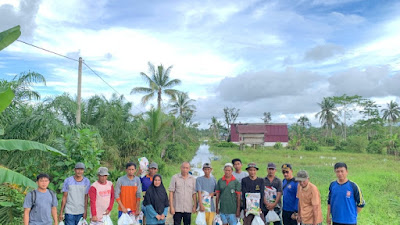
left=315, top=97, right=339, bottom=137
left=209, top=116, right=222, bottom=140
left=169, top=92, right=196, bottom=117
left=131, top=62, right=181, bottom=109
left=381, top=100, right=400, bottom=136
left=297, top=116, right=311, bottom=128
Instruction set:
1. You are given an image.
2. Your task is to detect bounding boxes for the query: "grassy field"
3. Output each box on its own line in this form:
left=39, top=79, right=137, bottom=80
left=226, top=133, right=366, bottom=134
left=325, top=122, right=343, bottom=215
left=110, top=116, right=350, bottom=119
left=209, top=145, right=400, bottom=225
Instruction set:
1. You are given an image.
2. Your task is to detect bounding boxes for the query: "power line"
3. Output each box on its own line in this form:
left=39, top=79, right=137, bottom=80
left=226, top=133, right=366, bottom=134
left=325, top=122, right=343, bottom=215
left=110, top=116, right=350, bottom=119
left=16, top=40, right=79, bottom=62
left=82, top=61, right=122, bottom=96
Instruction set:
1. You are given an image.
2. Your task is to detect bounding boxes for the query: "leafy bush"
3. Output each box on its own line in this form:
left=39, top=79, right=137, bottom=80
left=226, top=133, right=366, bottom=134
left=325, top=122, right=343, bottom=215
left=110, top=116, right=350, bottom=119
left=324, top=137, right=337, bottom=146
left=303, top=141, right=320, bottom=151
left=334, top=140, right=348, bottom=151
left=346, top=136, right=368, bottom=153
left=273, top=142, right=283, bottom=149
left=216, top=141, right=237, bottom=148
left=0, top=183, right=26, bottom=225
left=367, top=141, right=386, bottom=154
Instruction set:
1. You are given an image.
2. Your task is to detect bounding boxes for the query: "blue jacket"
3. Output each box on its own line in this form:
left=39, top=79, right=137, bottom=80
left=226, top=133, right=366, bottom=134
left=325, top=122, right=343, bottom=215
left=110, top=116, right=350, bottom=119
left=141, top=204, right=169, bottom=224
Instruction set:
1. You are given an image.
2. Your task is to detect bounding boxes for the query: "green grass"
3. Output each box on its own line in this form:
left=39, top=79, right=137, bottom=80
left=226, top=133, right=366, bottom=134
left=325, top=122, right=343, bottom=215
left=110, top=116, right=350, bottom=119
left=209, top=145, right=400, bottom=225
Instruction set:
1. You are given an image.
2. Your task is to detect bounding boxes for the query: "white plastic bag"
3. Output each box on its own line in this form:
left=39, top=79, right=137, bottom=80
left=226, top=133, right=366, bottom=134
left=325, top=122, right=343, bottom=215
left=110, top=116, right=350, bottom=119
left=245, top=193, right=261, bottom=216
left=138, top=157, right=149, bottom=177
left=136, top=211, right=143, bottom=224
left=213, top=214, right=223, bottom=225
left=237, top=218, right=242, bottom=225
left=77, top=217, right=88, bottom=225
left=103, top=215, right=114, bottom=225
left=196, top=211, right=207, bottom=225
left=251, top=215, right=264, bottom=225
left=118, top=212, right=134, bottom=225
left=59, top=222, right=65, bottom=225
left=265, top=210, right=280, bottom=222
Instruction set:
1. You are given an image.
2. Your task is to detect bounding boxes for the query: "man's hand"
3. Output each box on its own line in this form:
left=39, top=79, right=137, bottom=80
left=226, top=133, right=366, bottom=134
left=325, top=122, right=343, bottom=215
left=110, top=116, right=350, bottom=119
left=121, top=206, right=128, bottom=213
left=91, top=216, right=98, bottom=222
left=326, top=217, right=332, bottom=225
left=235, top=209, right=240, bottom=218
left=216, top=208, right=220, bottom=215
left=161, top=214, right=165, bottom=220
left=192, top=206, right=197, bottom=214
left=105, top=209, right=111, bottom=215
left=297, top=215, right=302, bottom=224
left=135, top=210, right=140, bottom=216
left=156, top=215, right=162, bottom=220
left=199, top=204, right=206, bottom=212
left=59, top=213, right=64, bottom=222
left=266, top=203, right=275, bottom=211
left=170, top=207, right=175, bottom=215
left=83, top=211, right=87, bottom=219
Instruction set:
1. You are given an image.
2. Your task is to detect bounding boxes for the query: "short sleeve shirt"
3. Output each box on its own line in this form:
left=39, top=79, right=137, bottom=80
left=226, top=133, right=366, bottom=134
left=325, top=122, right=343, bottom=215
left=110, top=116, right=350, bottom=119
left=62, top=176, right=91, bottom=214
left=23, top=190, right=58, bottom=225
left=232, top=171, right=249, bottom=183
left=196, top=176, right=217, bottom=212
left=264, top=176, right=283, bottom=209
left=168, top=173, right=196, bottom=213
left=216, top=176, right=241, bottom=214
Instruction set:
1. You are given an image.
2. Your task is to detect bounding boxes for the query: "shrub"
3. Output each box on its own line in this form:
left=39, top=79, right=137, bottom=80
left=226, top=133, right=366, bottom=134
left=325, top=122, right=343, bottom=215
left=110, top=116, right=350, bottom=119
left=216, top=142, right=237, bottom=148
left=334, top=140, right=348, bottom=151
left=324, top=137, right=337, bottom=146
left=367, top=140, right=386, bottom=154
left=346, top=136, right=368, bottom=153
left=303, top=141, right=320, bottom=151
left=274, top=142, right=283, bottom=149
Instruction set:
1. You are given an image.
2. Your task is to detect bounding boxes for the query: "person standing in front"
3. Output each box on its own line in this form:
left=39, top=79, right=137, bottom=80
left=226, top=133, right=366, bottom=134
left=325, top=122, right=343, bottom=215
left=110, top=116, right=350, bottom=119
left=168, top=162, right=197, bottom=225
left=241, top=163, right=266, bottom=225
left=215, top=163, right=241, bottom=225
left=232, top=158, right=249, bottom=183
left=115, top=162, right=142, bottom=218
left=295, top=170, right=323, bottom=225
left=23, top=173, right=58, bottom=225
left=89, top=167, right=114, bottom=225
left=196, top=163, right=217, bottom=225
left=142, top=174, right=169, bottom=225
left=263, top=162, right=283, bottom=225
left=327, top=162, right=365, bottom=225
left=281, top=163, right=298, bottom=225
left=59, top=162, right=91, bottom=225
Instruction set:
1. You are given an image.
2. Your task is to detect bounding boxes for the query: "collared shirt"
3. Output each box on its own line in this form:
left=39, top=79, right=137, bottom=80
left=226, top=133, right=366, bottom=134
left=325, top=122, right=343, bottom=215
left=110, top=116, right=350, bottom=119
left=297, top=182, right=323, bottom=224
left=168, top=173, right=196, bottom=213
left=282, top=178, right=298, bottom=212
left=216, top=175, right=241, bottom=214
left=264, top=176, right=283, bottom=209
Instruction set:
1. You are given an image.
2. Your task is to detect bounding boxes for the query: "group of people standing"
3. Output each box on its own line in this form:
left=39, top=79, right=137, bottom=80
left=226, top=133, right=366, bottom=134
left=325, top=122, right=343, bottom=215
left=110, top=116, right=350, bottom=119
left=22, top=159, right=365, bottom=225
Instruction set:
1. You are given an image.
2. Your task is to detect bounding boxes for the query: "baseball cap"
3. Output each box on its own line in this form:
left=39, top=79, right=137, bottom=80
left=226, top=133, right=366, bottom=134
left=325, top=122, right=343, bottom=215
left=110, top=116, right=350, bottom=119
left=295, top=170, right=309, bottom=181
left=246, top=162, right=259, bottom=170
left=267, top=162, right=276, bottom=169
left=281, top=163, right=293, bottom=171
left=75, top=162, right=85, bottom=169
left=97, top=167, right=110, bottom=176
left=224, top=163, right=234, bottom=170
left=202, top=163, right=212, bottom=169
left=149, top=162, right=158, bottom=169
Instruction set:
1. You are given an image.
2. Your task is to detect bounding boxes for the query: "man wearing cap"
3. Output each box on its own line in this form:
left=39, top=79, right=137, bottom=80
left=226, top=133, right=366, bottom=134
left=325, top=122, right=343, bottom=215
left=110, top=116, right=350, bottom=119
left=141, top=162, right=158, bottom=224
left=115, top=162, right=142, bottom=218
left=327, top=162, right=365, bottom=225
left=264, top=162, right=282, bottom=225
left=169, top=161, right=197, bottom=225
left=295, top=170, right=323, bottom=225
left=196, top=163, right=217, bottom=225
left=89, top=167, right=115, bottom=224
left=281, top=163, right=298, bottom=225
left=59, top=163, right=91, bottom=225
left=241, top=162, right=266, bottom=225
left=216, top=163, right=241, bottom=225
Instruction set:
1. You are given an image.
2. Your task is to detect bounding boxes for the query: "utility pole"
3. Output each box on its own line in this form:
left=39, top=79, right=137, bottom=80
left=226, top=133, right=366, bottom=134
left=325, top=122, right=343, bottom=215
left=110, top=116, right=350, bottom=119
left=76, top=57, right=82, bottom=125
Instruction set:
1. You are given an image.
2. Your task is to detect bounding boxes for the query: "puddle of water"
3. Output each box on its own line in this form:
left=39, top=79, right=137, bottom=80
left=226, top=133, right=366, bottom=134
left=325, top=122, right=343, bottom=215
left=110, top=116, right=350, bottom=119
left=190, top=144, right=215, bottom=177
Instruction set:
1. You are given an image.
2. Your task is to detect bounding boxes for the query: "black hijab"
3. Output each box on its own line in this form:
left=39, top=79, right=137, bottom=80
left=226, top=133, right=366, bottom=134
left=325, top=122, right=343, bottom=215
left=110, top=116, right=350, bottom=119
left=143, top=174, right=169, bottom=214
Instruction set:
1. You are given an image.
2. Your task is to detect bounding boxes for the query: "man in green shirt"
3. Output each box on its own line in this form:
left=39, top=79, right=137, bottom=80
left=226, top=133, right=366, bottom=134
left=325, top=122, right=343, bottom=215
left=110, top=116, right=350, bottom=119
left=216, top=163, right=241, bottom=225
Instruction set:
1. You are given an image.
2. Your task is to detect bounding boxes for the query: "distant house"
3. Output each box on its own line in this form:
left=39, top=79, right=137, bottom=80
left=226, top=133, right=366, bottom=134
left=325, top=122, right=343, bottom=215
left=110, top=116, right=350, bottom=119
left=230, top=123, right=289, bottom=146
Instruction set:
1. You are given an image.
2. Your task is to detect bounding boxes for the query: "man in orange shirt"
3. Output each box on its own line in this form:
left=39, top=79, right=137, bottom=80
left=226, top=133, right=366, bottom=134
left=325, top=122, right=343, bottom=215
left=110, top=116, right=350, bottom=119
left=295, top=170, right=323, bottom=225
left=115, top=162, right=142, bottom=218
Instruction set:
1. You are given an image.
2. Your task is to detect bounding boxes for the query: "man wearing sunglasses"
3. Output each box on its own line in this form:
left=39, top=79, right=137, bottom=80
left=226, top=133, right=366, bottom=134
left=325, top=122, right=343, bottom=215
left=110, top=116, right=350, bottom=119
left=281, top=164, right=298, bottom=225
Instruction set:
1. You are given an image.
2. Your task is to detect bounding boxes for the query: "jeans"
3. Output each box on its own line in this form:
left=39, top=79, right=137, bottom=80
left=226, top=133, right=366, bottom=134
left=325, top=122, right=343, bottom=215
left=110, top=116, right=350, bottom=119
left=65, top=213, right=83, bottom=225
left=220, top=214, right=237, bottom=225
left=173, top=212, right=191, bottom=225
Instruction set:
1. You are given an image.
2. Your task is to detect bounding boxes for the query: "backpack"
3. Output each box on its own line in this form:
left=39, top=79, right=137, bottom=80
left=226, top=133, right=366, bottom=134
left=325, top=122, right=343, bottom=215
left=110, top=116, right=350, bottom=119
left=30, top=189, right=57, bottom=210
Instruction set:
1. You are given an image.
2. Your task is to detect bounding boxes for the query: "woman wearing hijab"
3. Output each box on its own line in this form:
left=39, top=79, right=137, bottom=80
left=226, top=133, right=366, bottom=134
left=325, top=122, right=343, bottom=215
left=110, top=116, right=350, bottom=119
left=142, top=174, right=169, bottom=225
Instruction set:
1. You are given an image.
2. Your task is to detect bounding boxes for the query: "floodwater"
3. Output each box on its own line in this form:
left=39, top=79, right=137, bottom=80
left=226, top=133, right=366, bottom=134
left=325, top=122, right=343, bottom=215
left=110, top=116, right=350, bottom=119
left=190, top=143, right=214, bottom=177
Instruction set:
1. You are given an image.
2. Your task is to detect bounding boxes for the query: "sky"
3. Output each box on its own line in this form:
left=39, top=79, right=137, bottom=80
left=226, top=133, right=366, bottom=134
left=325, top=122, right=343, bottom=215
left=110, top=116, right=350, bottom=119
left=1, top=0, right=400, bottom=128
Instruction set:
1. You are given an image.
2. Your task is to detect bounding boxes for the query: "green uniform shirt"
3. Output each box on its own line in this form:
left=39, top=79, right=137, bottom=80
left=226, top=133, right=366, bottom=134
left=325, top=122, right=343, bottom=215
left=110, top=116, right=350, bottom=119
left=216, top=176, right=241, bottom=214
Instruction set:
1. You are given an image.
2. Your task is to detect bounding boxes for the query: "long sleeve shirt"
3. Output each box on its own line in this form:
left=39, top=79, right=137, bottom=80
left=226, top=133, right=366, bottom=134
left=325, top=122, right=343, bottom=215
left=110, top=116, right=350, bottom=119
left=89, top=181, right=115, bottom=219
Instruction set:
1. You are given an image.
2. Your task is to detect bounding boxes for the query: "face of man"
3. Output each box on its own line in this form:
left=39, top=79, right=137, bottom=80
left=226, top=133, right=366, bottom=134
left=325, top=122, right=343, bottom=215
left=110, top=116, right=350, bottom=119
left=224, top=166, right=233, bottom=178
left=74, top=168, right=84, bottom=177
left=203, top=167, right=212, bottom=177
left=282, top=169, right=293, bottom=180
left=247, top=167, right=257, bottom=178
left=126, top=165, right=136, bottom=177
left=299, top=179, right=309, bottom=188
left=233, top=161, right=242, bottom=172
left=98, top=175, right=108, bottom=184
left=335, top=167, right=348, bottom=181
left=37, top=178, right=50, bottom=190
left=149, top=167, right=158, bottom=176
left=267, top=168, right=276, bottom=177
left=181, top=162, right=190, bottom=176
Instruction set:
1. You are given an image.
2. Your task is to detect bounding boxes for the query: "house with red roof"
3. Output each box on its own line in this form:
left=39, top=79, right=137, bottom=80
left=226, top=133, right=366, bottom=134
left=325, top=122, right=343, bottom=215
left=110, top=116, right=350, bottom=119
left=230, top=123, right=288, bottom=146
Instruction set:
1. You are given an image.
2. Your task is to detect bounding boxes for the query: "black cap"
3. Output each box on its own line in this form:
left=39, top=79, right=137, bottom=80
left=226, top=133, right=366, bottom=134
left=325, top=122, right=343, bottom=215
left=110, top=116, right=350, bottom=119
left=281, top=163, right=292, bottom=171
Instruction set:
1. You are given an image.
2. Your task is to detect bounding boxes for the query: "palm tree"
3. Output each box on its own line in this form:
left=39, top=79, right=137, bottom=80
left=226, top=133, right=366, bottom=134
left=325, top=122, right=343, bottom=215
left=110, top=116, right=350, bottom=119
left=169, top=92, right=196, bottom=117
left=0, top=71, right=46, bottom=102
left=297, top=116, right=311, bottom=128
left=131, top=62, right=181, bottom=109
left=209, top=116, right=222, bottom=140
left=315, top=97, right=339, bottom=137
left=381, top=100, right=400, bottom=136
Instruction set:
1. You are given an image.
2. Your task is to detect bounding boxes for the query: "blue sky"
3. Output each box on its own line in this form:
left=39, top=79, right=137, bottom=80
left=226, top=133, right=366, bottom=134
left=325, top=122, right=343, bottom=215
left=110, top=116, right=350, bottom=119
left=1, top=0, right=400, bottom=127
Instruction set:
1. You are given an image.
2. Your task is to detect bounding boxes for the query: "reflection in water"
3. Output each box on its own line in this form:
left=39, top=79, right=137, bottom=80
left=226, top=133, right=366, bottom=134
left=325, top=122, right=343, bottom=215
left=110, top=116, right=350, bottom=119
left=190, top=144, right=214, bottom=177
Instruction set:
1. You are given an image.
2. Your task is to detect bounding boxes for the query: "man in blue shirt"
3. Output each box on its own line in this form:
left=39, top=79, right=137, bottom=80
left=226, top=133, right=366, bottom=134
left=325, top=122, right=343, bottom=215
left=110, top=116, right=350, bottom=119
left=327, top=162, right=365, bottom=225
left=281, top=163, right=298, bottom=225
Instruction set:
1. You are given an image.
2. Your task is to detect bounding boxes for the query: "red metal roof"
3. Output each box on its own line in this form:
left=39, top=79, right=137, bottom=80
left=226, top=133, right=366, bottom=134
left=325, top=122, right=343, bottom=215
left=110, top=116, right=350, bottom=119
left=230, top=123, right=288, bottom=142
